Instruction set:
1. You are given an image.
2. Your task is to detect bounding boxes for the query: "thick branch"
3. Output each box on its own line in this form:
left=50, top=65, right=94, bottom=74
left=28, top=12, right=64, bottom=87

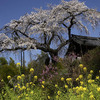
left=63, top=16, right=76, bottom=39
left=48, top=33, right=55, bottom=45
left=56, top=39, right=69, bottom=51
left=62, top=9, right=88, bottom=23
left=44, top=32, right=47, bottom=44
left=0, top=47, right=28, bottom=52
left=55, top=34, right=64, bottom=43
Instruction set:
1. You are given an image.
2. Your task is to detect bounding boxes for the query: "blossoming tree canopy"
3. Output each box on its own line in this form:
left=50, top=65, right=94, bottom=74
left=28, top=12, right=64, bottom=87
left=0, top=0, right=100, bottom=58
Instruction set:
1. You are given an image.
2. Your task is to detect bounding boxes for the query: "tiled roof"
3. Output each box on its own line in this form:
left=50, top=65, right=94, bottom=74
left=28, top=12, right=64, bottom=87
left=71, top=34, right=100, bottom=46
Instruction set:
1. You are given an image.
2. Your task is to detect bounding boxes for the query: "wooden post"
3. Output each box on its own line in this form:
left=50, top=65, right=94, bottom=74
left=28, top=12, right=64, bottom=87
left=21, top=49, right=23, bottom=74
left=23, top=51, right=25, bottom=74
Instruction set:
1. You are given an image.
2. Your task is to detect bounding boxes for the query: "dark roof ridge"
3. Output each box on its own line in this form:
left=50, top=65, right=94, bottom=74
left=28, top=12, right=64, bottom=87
left=71, top=34, right=100, bottom=46
left=71, top=34, right=100, bottom=40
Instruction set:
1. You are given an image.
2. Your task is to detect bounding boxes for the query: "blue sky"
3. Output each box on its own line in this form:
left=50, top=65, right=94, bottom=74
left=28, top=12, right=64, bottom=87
left=0, top=0, right=60, bottom=28
left=0, top=0, right=100, bottom=36
left=0, top=0, right=100, bottom=28
left=0, top=0, right=100, bottom=64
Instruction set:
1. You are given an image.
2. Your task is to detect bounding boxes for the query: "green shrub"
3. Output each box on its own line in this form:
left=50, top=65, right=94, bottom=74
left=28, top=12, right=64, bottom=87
left=27, top=51, right=48, bottom=77
left=0, top=78, right=4, bottom=93
left=82, top=47, right=100, bottom=78
left=9, top=57, right=16, bottom=67
left=0, top=57, right=8, bottom=66
left=0, top=57, right=20, bottom=83
left=0, top=65, right=19, bottom=83
left=60, top=56, right=81, bottom=79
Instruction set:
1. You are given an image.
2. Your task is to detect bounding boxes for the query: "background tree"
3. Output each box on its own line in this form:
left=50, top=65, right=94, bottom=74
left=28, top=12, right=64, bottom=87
left=9, top=57, right=16, bottom=67
left=0, top=57, right=19, bottom=83
left=0, top=57, right=8, bottom=66
left=82, top=47, right=100, bottom=78
left=0, top=0, right=100, bottom=63
left=27, top=51, right=49, bottom=76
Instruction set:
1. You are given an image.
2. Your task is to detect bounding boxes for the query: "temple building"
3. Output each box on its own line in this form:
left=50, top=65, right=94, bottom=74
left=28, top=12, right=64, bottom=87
left=66, top=34, right=100, bottom=56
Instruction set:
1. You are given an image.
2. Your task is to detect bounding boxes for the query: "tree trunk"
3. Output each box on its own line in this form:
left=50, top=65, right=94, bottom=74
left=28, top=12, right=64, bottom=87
left=49, top=51, right=58, bottom=65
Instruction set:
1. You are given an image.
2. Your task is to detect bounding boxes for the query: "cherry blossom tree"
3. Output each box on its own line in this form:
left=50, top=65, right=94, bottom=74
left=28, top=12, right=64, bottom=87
left=0, top=0, right=100, bottom=62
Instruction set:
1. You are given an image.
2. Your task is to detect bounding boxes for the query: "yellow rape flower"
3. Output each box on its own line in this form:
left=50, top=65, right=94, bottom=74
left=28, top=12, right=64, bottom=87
left=47, top=96, right=50, bottom=99
left=10, top=88, right=13, bottom=91
left=56, top=95, right=59, bottom=99
left=4, top=93, right=7, bottom=96
left=78, top=86, right=83, bottom=91
left=26, top=83, right=29, bottom=87
left=80, top=81, right=84, bottom=85
left=18, top=86, right=20, bottom=89
left=57, top=91, right=61, bottom=95
left=75, top=86, right=79, bottom=90
left=1, top=79, right=4, bottom=82
left=17, top=76, right=21, bottom=80
left=25, top=97, right=29, bottom=100
left=15, top=85, right=17, bottom=88
left=76, top=77, right=79, bottom=81
left=79, top=75, right=83, bottom=79
left=69, top=89, right=72, bottom=93
left=61, top=77, right=64, bottom=81
left=73, top=87, right=76, bottom=91
left=79, top=64, right=83, bottom=68
left=21, top=74, right=25, bottom=78
left=17, top=83, right=20, bottom=86
left=19, top=88, right=22, bottom=91
left=66, top=78, right=72, bottom=82
left=83, top=67, right=87, bottom=72
left=32, top=83, right=35, bottom=86
left=55, top=84, right=58, bottom=88
left=7, top=75, right=11, bottom=80
left=22, top=86, right=26, bottom=90
left=83, top=87, right=87, bottom=91
left=87, top=74, right=92, bottom=79
left=89, top=92, right=93, bottom=95
left=42, top=81, right=45, bottom=85
left=88, top=79, right=94, bottom=84
left=17, top=84, right=20, bottom=89
left=34, top=76, right=38, bottom=80
left=30, top=68, right=34, bottom=74
left=90, top=95, right=95, bottom=100
left=66, top=78, right=72, bottom=84
left=97, top=87, right=100, bottom=92
left=17, top=62, right=20, bottom=66
left=81, top=94, right=84, bottom=98
left=30, top=82, right=32, bottom=85
left=96, top=76, right=99, bottom=80
left=42, top=85, right=44, bottom=88
left=27, top=88, right=30, bottom=91
left=30, top=91, right=34, bottom=94
left=65, top=85, right=68, bottom=89
left=25, top=94, right=28, bottom=97
left=18, top=96, right=21, bottom=99
left=76, top=86, right=84, bottom=93
left=90, top=70, right=93, bottom=74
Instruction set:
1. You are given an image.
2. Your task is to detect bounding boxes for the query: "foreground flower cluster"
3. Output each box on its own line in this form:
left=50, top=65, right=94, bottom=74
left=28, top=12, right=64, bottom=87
left=0, top=64, right=100, bottom=100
